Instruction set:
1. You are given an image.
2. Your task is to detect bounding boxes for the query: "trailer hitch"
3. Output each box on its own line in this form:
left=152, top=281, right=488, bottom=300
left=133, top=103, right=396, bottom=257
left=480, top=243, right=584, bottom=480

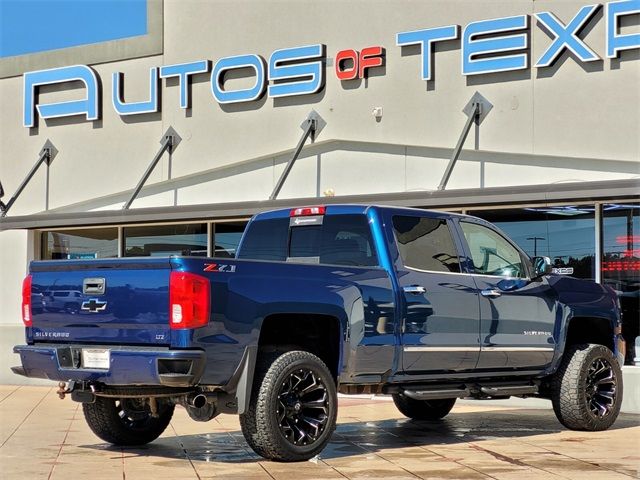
left=57, top=381, right=72, bottom=400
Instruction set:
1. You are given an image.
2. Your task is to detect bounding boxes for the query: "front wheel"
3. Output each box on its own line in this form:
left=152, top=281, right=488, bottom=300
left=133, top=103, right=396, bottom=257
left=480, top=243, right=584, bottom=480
left=240, top=350, right=337, bottom=462
left=392, top=394, right=456, bottom=420
left=83, top=397, right=174, bottom=445
left=551, top=343, right=623, bottom=431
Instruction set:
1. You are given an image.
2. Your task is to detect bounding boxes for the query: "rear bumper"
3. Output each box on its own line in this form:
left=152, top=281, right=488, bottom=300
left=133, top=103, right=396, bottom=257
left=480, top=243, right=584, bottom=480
left=12, top=344, right=206, bottom=387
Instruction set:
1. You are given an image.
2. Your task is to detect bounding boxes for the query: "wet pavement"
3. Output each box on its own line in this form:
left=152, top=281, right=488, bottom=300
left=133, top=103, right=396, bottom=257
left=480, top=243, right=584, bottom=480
left=0, top=386, right=638, bottom=479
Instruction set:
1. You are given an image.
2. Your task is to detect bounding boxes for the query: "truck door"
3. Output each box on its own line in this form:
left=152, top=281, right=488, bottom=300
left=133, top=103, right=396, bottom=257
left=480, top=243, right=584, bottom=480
left=455, top=219, right=557, bottom=370
left=385, top=212, right=480, bottom=373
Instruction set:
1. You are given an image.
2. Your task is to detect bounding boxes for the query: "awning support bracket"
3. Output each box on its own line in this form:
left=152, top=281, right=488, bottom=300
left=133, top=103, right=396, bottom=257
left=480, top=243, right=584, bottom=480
left=123, top=127, right=182, bottom=210
left=0, top=140, right=58, bottom=217
left=437, top=92, right=493, bottom=191
left=269, top=110, right=326, bottom=201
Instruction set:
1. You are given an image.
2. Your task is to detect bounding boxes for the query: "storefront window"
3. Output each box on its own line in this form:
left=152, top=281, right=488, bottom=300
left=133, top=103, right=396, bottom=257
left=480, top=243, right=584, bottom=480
left=603, top=203, right=639, bottom=365
left=41, top=228, right=118, bottom=260
left=213, top=222, right=246, bottom=258
left=124, top=224, right=207, bottom=257
left=472, top=206, right=596, bottom=280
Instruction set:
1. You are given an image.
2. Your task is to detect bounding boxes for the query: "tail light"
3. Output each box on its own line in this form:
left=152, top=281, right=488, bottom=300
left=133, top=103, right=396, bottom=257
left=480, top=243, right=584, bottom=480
left=169, top=271, right=210, bottom=329
left=22, top=274, right=32, bottom=327
left=290, top=206, right=326, bottom=217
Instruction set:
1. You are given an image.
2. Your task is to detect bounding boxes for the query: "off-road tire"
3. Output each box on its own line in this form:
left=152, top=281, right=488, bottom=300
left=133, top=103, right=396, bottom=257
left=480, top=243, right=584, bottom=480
left=239, top=350, right=337, bottom=462
left=392, top=394, right=456, bottom=420
left=551, top=343, right=622, bottom=431
left=83, top=396, right=174, bottom=445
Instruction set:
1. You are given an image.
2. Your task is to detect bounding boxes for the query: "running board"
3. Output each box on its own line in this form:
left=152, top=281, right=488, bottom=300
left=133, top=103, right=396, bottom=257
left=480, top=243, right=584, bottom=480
left=399, top=383, right=538, bottom=401
left=479, top=385, right=538, bottom=397
left=402, top=388, right=470, bottom=400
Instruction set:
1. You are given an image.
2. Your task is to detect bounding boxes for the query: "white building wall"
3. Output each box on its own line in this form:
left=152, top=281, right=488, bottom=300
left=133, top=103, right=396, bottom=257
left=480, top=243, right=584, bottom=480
left=0, top=0, right=638, bottom=383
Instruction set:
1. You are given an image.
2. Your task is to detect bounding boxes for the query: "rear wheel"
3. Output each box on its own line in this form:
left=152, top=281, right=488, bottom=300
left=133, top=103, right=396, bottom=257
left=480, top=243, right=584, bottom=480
left=83, top=397, right=174, bottom=445
left=393, top=394, right=456, bottom=420
left=551, top=343, right=622, bottom=431
left=240, top=350, right=337, bottom=462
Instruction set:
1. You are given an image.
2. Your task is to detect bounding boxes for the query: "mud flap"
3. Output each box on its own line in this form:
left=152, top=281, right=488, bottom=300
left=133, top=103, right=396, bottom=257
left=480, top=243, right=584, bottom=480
left=225, top=346, right=257, bottom=415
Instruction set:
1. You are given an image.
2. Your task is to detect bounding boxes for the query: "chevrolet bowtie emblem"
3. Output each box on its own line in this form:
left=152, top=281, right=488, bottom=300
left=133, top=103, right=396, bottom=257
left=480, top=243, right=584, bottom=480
left=81, top=298, right=107, bottom=313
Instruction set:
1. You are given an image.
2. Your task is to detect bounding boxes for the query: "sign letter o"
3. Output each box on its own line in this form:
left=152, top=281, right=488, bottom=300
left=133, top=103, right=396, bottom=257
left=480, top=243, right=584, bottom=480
left=210, top=54, right=267, bottom=104
left=335, top=49, right=359, bottom=80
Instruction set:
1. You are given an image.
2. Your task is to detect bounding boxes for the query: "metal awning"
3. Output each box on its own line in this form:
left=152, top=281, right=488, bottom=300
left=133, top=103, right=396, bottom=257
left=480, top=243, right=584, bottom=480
left=0, top=178, right=638, bottom=231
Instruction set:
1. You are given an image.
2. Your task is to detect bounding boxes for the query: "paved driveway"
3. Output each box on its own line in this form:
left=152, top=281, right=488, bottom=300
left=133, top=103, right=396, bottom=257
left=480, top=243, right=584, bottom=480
left=0, top=386, right=638, bottom=479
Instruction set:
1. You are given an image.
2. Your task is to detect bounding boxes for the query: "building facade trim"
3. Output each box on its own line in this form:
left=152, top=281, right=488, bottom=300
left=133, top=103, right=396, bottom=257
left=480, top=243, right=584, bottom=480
left=1, top=178, right=638, bottom=231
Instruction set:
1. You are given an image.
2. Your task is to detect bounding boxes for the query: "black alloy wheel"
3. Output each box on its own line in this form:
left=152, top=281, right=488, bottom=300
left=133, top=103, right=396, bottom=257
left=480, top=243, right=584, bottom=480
left=116, top=398, right=154, bottom=428
left=585, top=357, right=617, bottom=418
left=240, top=350, right=338, bottom=462
left=83, top=396, right=174, bottom=445
left=551, top=343, right=623, bottom=431
left=277, top=368, right=330, bottom=446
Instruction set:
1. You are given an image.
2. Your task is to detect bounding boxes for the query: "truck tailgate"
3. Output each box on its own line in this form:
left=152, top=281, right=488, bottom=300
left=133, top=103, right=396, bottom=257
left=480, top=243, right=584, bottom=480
left=29, top=258, right=172, bottom=346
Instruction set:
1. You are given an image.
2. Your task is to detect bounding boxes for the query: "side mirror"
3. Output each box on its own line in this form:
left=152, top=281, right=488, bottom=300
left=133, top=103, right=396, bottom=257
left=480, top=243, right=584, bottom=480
left=531, top=256, right=552, bottom=278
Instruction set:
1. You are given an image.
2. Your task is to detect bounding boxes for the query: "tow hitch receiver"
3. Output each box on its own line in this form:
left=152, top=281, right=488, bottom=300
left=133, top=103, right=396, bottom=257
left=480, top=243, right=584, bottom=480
left=57, top=381, right=71, bottom=399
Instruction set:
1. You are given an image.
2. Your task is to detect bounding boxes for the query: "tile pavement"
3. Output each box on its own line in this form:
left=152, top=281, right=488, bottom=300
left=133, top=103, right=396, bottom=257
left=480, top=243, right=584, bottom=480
left=0, top=386, right=638, bottom=479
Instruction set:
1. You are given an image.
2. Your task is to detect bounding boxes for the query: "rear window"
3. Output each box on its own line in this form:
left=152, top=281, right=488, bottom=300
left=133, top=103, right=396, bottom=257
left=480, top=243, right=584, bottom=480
left=237, top=218, right=289, bottom=261
left=238, top=214, right=378, bottom=267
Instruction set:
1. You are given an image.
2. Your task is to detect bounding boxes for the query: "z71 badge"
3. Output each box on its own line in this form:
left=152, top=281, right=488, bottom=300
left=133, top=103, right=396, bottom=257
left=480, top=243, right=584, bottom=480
left=204, top=263, right=236, bottom=273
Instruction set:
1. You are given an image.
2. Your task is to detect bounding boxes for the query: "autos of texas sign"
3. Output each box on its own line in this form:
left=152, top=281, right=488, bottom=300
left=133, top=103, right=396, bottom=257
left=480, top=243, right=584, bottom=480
left=22, top=0, right=639, bottom=128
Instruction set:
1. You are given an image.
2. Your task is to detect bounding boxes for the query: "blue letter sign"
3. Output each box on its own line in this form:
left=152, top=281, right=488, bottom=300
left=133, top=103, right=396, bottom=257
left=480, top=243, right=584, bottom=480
left=606, top=0, right=640, bottom=58
left=23, top=65, right=99, bottom=127
left=396, top=25, right=459, bottom=81
left=535, top=5, right=601, bottom=68
left=210, top=54, right=267, bottom=104
left=268, top=44, right=325, bottom=98
left=160, top=60, right=211, bottom=109
left=462, top=15, right=529, bottom=75
left=112, top=67, right=160, bottom=116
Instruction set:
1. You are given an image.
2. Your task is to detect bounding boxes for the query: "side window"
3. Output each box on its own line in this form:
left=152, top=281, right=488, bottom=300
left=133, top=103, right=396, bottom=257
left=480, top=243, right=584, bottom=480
left=460, top=222, right=526, bottom=278
left=392, top=216, right=461, bottom=273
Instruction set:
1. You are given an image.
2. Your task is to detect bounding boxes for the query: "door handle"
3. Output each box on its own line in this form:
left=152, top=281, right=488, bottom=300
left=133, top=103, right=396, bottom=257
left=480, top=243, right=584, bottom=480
left=403, top=285, right=426, bottom=295
left=83, top=277, right=106, bottom=295
left=481, top=288, right=501, bottom=298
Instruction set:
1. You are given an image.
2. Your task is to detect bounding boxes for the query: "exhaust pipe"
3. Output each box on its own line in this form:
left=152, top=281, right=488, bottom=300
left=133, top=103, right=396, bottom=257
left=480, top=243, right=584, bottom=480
left=183, top=392, right=218, bottom=422
left=187, top=393, right=208, bottom=409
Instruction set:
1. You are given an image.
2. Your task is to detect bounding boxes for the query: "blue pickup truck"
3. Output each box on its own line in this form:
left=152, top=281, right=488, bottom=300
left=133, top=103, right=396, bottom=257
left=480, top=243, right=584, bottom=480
left=13, top=205, right=624, bottom=461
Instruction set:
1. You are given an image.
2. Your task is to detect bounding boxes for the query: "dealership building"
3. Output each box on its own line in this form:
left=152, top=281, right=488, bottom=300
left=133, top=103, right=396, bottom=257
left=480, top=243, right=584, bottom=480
left=0, top=0, right=638, bottom=395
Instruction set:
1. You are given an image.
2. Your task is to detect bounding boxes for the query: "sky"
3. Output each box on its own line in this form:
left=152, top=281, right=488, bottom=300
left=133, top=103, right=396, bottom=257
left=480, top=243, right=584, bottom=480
left=0, top=0, right=147, bottom=58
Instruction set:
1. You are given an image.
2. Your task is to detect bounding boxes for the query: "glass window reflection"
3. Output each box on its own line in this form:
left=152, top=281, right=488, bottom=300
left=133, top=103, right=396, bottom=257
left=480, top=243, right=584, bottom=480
left=473, top=206, right=596, bottom=280
left=41, top=228, right=118, bottom=260
left=124, top=224, right=207, bottom=257
left=603, top=203, right=639, bottom=365
left=214, top=222, right=247, bottom=258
